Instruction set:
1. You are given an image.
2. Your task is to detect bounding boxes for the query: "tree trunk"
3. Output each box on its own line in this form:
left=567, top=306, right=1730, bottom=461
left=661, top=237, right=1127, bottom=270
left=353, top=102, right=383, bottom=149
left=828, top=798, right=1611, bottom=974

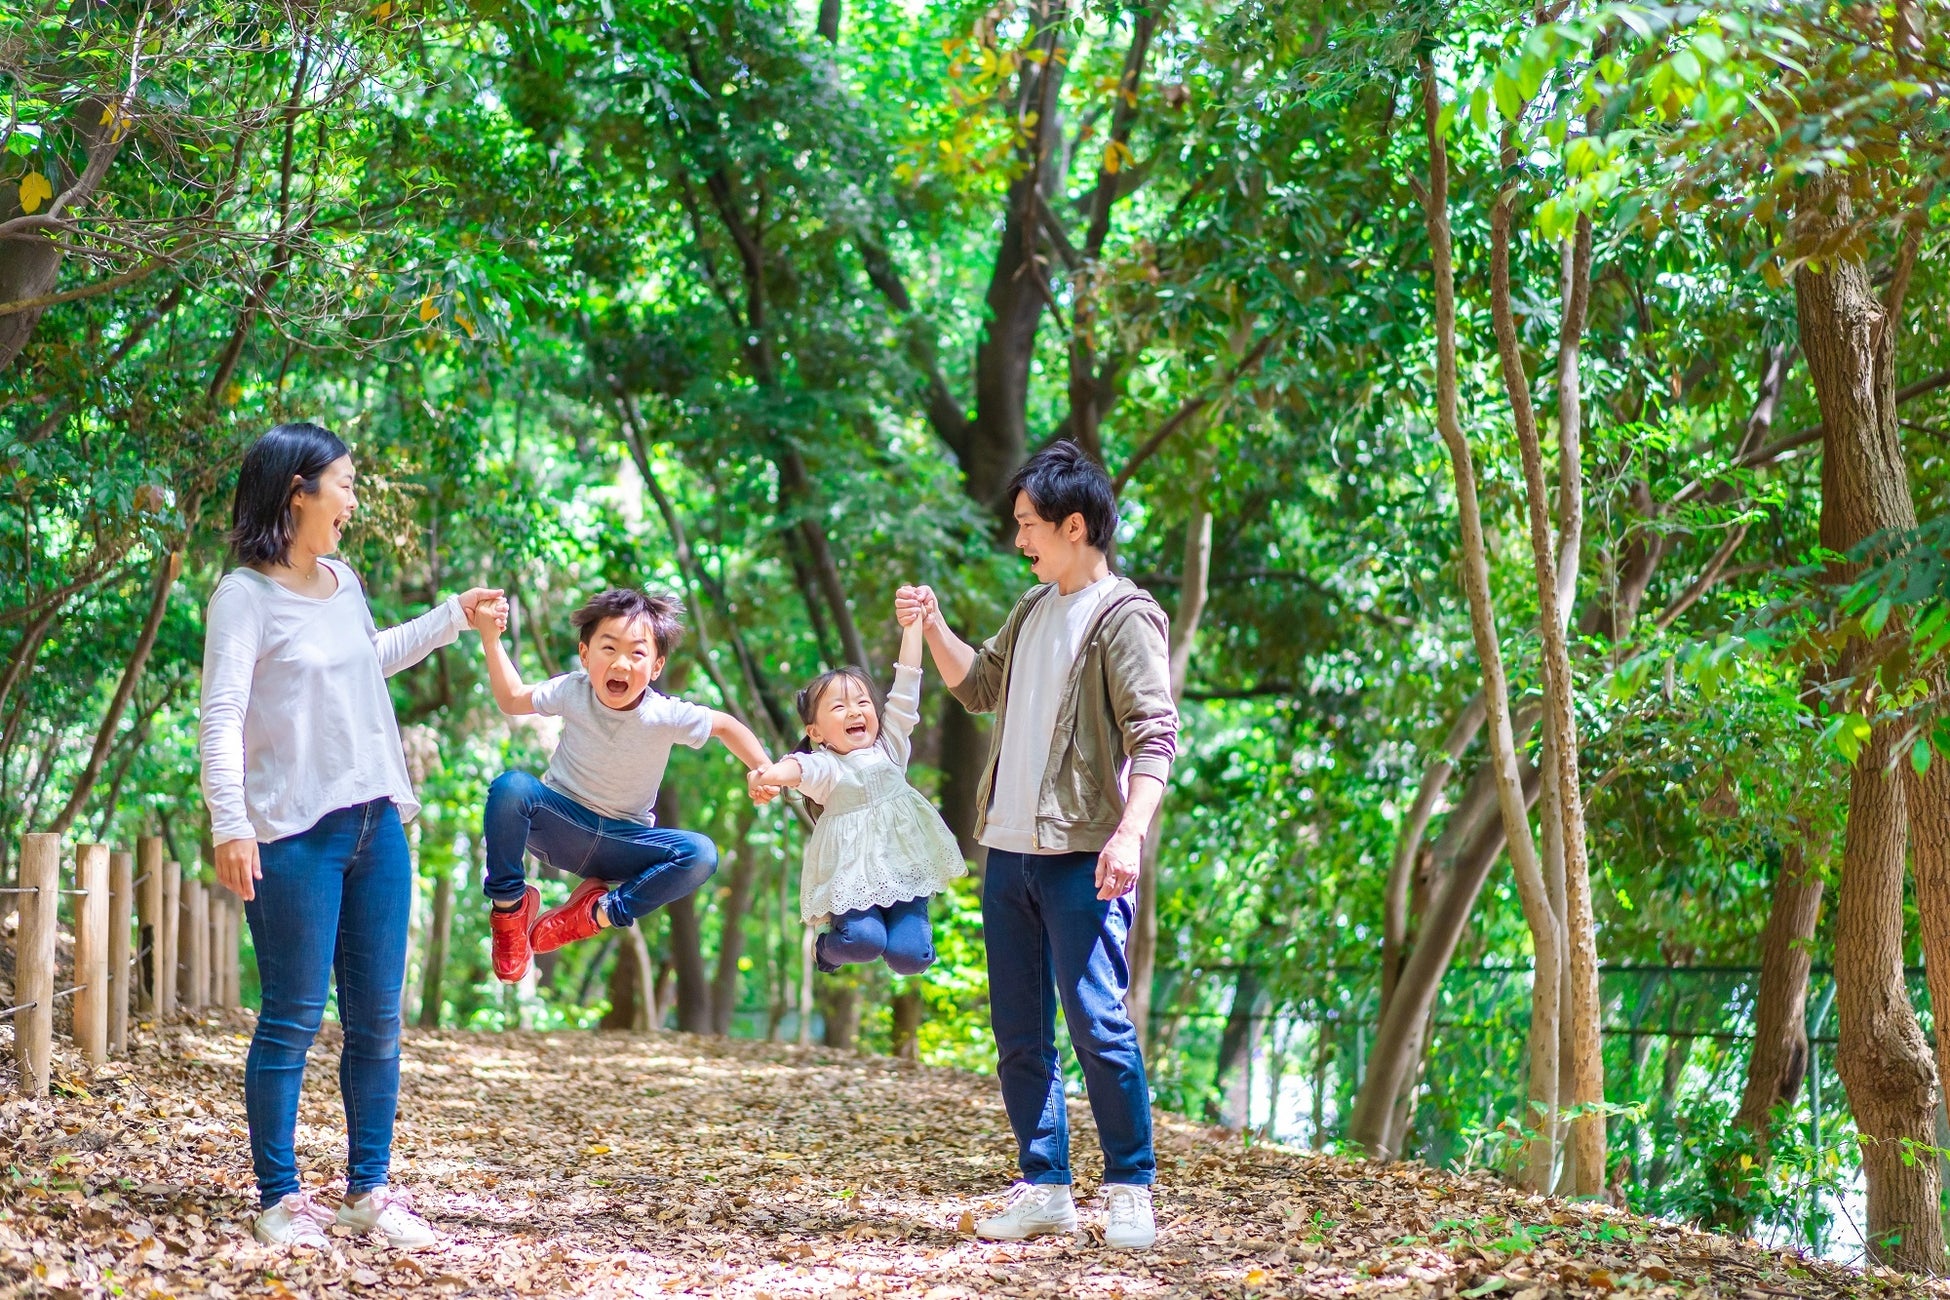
left=417, top=857, right=455, bottom=1029
left=1381, top=691, right=1488, bottom=1016
left=1351, top=59, right=1560, bottom=1186
left=48, top=549, right=180, bottom=834
left=655, top=787, right=712, bottom=1033
left=938, top=700, right=986, bottom=856
left=710, top=820, right=760, bottom=1035
left=1735, top=841, right=1823, bottom=1142
left=601, top=934, right=642, bottom=1030
left=819, top=974, right=862, bottom=1050
left=1130, top=489, right=1213, bottom=1054
left=890, top=985, right=923, bottom=1060
left=1796, top=182, right=1943, bottom=1271
left=1208, top=965, right=1263, bottom=1126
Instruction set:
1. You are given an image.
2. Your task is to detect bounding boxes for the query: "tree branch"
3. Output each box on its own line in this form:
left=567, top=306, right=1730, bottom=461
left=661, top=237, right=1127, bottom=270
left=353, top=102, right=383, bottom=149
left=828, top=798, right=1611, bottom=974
left=1111, top=331, right=1278, bottom=492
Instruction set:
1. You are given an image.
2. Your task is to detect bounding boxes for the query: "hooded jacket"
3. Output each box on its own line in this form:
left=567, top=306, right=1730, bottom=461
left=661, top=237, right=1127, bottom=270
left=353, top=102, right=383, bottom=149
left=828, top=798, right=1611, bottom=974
left=948, top=575, right=1179, bottom=854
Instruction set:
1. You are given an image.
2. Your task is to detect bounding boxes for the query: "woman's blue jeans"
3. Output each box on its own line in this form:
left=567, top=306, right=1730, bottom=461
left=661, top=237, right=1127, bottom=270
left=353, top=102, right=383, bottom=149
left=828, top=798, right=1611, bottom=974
left=244, top=799, right=411, bottom=1203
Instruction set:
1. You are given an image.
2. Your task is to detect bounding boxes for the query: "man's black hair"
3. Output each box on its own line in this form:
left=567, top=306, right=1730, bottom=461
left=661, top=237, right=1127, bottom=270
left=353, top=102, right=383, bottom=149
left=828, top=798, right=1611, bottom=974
left=227, top=423, right=352, bottom=567
left=571, top=588, right=684, bottom=657
left=1004, top=439, right=1119, bottom=552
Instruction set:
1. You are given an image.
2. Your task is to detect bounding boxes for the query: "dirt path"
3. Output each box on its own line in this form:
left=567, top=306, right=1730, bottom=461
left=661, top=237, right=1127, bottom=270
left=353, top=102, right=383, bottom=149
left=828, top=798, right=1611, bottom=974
left=0, top=1014, right=1935, bottom=1298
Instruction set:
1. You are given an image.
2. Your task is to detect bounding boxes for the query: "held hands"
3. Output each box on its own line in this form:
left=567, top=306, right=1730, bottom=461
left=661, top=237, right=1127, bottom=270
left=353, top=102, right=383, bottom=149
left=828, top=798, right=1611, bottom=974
left=215, top=838, right=262, bottom=902
left=747, top=767, right=785, bottom=805
left=894, top=584, right=938, bottom=630
left=467, top=592, right=510, bottom=637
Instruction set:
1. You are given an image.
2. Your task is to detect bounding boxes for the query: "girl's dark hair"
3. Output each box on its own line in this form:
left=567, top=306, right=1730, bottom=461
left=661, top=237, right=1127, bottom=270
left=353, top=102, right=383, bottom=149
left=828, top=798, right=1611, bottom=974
left=228, top=423, right=351, bottom=567
left=1004, top=438, right=1119, bottom=552
left=792, top=665, right=882, bottom=819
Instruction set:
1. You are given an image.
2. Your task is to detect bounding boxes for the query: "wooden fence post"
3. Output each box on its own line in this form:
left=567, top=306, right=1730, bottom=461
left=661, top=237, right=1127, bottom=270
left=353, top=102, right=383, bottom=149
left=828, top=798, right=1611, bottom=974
left=13, top=834, right=59, bottom=1097
left=136, top=837, right=163, bottom=1012
left=230, top=895, right=246, bottom=1007
left=212, top=895, right=234, bottom=1009
left=72, top=844, right=109, bottom=1066
left=109, top=849, right=133, bottom=1053
left=185, top=876, right=209, bottom=1011
left=158, top=860, right=181, bottom=1017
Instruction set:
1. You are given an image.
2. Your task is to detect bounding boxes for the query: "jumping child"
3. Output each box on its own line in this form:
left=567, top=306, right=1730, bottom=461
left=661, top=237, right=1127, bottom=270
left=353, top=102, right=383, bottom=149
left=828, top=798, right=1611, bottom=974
left=746, top=605, right=965, bottom=975
left=473, top=588, right=772, bottom=981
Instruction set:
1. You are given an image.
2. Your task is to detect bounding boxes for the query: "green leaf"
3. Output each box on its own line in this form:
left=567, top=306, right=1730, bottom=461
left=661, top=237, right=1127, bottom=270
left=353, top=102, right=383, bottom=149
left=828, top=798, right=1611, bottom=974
left=1670, top=49, right=1703, bottom=85
left=1913, top=740, right=1932, bottom=777
left=1492, top=69, right=1523, bottom=122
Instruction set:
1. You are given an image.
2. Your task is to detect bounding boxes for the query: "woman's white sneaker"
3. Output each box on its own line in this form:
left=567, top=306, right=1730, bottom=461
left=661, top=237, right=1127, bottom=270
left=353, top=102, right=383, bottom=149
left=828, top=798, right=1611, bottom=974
left=253, top=1193, right=333, bottom=1250
left=974, top=1182, right=1079, bottom=1239
left=1102, top=1183, right=1156, bottom=1249
left=337, top=1186, right=438, bottom=1250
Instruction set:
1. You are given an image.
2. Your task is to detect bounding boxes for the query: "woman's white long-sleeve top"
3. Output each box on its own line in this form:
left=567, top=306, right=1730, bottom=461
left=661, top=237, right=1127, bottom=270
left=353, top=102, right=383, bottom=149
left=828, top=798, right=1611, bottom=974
left=198, top=558, right=465, bottom=845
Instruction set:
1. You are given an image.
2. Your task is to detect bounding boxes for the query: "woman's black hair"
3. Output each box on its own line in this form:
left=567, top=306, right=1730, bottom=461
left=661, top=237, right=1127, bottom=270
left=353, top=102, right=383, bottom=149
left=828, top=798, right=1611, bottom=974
left=791, top=665, right=883, bottom=820
left=228, top=422, right=351, bottom=567
left=1004, top=438, right=1119, bottom=552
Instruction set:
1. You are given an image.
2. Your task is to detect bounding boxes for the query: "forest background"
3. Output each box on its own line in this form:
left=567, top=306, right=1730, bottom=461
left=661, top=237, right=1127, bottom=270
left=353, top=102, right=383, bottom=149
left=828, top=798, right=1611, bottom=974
left=6, top=0, right=1950, bottom=1272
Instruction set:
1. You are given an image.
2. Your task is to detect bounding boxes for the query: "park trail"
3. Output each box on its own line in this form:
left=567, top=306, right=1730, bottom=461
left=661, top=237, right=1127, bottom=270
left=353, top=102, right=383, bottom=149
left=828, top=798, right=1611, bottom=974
left=1, top=1015, right=1940, bottom=1300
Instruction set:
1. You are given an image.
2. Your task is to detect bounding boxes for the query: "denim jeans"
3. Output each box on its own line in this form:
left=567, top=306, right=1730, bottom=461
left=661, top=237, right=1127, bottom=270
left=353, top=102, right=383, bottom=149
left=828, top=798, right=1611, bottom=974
left=983, top=848, right=1155, bottom=1186
left=820, top=895, right=935, bottom=976
left=483, top=770, right=718, bottom=926
left=244, top=799, right=410, bottom=1203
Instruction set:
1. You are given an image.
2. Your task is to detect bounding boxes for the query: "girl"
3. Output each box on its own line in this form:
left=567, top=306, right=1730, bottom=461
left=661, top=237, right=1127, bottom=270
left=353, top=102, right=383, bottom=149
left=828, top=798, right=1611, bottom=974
left=747, top=606, right=965, bottom=974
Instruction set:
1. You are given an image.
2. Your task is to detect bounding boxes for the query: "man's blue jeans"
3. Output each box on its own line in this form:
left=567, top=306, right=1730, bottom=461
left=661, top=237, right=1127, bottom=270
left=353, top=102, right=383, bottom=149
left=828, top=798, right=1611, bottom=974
left=983, top=848, right=1156, bottom=1186
left=483, top=771, right=718, bottom=927
left=244, top=799, right=410, bottom=1204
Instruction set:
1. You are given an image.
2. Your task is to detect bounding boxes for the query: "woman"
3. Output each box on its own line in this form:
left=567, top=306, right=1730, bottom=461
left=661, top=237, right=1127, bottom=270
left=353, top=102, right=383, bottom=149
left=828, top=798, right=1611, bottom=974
left=199, top=422, right=499, bottom=1250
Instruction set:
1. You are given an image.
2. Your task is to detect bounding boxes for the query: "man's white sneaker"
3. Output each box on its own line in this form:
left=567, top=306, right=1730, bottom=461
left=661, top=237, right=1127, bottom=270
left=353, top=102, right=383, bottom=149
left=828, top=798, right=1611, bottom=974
left=1102, top=1183, right=1156, bottom=1249
left=974, top=1182, right=1079, bottom=1240
left=253, top=1193, right=333, bottom=1250
left=337, top=1186, right=438, bottom=1250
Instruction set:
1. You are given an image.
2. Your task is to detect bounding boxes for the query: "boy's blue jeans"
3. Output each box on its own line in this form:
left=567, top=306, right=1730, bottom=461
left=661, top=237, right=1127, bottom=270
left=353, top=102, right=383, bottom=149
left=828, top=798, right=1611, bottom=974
left=820, top=895, right=935, bottom=975
left=483, top=771, right=718, bottom=927
left=983, top=848, right=1156, bottom=1187
left=244, top=799, right=410, bottom=1204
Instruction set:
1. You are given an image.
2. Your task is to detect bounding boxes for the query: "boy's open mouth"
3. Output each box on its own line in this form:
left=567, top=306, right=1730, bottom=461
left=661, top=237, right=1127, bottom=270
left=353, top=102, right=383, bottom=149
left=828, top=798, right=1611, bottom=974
left=603, top=675, right=635, bottom=701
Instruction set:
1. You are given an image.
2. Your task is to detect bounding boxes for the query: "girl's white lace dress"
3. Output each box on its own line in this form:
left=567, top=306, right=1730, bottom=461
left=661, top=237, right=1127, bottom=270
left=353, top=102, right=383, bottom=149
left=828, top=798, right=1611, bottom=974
left=796, top=663, right=966, bottom=926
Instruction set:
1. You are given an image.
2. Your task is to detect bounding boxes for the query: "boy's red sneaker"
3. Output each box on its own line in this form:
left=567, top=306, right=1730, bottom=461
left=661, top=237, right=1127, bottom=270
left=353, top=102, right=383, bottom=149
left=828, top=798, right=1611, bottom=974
left=529, top=877, right=609, bottom=954
left=490, top=886, right=540, bottom=982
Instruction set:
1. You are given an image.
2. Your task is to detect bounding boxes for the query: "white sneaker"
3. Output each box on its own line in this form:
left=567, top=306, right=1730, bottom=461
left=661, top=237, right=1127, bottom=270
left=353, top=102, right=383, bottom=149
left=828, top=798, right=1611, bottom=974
left=253, top=1192, right=333, bottom=1250
left=1102, top=1183, right=1156, bottom=1249
left=337, top=1186, right=438, bottom=1250
left=974, top=1182, right=1079, bottom=1240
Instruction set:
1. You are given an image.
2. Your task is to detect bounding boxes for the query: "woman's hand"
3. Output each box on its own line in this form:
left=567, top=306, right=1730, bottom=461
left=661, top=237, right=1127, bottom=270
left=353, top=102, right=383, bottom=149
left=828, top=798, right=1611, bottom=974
left=469, top=595, right=509, bottom=637
left=215, top=838, right=262, bottom=901
left=457, top=587, right=505, bottom=625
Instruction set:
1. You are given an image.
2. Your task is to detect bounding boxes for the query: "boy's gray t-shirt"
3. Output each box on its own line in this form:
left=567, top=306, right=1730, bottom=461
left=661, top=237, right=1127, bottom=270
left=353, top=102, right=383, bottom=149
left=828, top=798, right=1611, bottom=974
left=530, top=671, right=715, bottom=825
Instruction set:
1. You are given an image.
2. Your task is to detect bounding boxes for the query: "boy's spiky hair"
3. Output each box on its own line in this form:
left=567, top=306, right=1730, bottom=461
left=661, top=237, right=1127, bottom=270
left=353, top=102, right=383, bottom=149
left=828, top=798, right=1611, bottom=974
left=571, top=588, right=684, bottom=656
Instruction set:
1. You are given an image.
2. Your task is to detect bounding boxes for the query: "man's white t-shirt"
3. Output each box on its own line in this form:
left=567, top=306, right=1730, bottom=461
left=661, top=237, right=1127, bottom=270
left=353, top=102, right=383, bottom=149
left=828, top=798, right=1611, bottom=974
left=530, top=672, right=715, bottom=825
left=979, top=575, right=1119, bottom=855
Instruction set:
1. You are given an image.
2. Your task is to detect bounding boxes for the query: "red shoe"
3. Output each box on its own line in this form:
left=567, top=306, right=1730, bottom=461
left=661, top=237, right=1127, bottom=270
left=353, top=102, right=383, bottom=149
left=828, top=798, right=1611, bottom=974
left=529, top=877, right=609, bottom=954
left=490, top=886, right=540, bottom=982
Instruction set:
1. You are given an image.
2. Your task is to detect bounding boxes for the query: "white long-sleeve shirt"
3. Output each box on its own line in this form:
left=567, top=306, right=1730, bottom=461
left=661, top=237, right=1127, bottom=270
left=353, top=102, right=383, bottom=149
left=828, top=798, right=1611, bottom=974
left=198, top=558, right=465, bottom=845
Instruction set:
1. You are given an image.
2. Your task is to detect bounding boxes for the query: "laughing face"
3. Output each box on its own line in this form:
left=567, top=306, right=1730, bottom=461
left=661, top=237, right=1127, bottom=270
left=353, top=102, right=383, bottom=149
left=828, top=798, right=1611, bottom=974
left=804, top=672, right=880, bottom=755
left=1011, top=490, right=1089, bottom=586
left=579, top=614, right=666, bottom=712
left=290, top=455, right=358, bottom=559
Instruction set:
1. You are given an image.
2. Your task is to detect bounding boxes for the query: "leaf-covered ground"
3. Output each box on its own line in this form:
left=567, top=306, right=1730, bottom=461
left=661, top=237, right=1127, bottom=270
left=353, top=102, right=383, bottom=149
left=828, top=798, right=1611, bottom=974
left=2, top=1013, right=1942, bottom=1299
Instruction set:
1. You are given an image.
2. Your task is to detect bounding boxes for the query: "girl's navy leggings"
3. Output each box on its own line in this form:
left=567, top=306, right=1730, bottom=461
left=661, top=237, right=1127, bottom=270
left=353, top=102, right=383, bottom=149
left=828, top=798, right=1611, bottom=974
left=818, top=895, right=934, bottom=975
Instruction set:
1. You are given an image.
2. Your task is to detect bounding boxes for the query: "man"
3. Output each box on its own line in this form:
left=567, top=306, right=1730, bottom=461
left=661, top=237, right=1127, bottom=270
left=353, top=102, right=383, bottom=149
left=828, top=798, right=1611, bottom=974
left=899, top=440, right=1178, bottom=1250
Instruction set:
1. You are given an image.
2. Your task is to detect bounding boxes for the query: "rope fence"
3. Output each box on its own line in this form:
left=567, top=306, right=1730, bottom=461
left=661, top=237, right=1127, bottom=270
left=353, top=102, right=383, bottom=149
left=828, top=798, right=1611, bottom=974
left=4, top=834, right=245, bottom=1097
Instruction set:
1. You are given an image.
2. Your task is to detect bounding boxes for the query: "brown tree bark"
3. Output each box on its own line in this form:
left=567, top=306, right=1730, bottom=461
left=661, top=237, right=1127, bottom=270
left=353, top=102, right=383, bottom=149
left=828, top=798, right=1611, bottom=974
left=1796, top=183, right=1943, bottom=1271
left=655, top=787, right=713, bottom=1033
left=1351, top=59, right=1558, bottom=1184
left=1490, top=139, right=1604, bottom=1194
left=890, top=985, right=923, bottom=1060
left=1734, top=841, right=1823, bottom=1141
left=48, top=549, right=180, bottom=834
left=709, top=817, right=760, bottom=1035
left=1381, top=691, right=1487, bottom=1016
left=1130, top=487, right=1213, bottom=1053
left=418, top=858, right=456, bottom=1030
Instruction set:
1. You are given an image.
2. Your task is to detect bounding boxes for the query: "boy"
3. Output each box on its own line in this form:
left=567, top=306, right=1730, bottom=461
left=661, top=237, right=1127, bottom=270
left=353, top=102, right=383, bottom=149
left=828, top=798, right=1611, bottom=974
left=898, top=440, right=1177, bottom=1250
left=472, top=587, right=771, bottom=981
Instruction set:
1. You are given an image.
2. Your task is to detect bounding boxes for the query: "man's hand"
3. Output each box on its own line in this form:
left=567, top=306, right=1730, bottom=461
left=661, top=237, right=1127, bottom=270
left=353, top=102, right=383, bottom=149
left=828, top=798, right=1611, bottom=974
left=895, top=584, right=939, bottom=630
left=215, top=838, right=262, bottom=902
left=1096, top=830, right=1142, bottom=900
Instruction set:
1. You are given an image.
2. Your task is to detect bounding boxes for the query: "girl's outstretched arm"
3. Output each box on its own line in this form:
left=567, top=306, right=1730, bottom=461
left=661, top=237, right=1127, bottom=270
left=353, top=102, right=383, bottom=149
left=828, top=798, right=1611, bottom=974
left=897, top=616, right=925, bottom=672
left=748, top=756, right=805, bottom=794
